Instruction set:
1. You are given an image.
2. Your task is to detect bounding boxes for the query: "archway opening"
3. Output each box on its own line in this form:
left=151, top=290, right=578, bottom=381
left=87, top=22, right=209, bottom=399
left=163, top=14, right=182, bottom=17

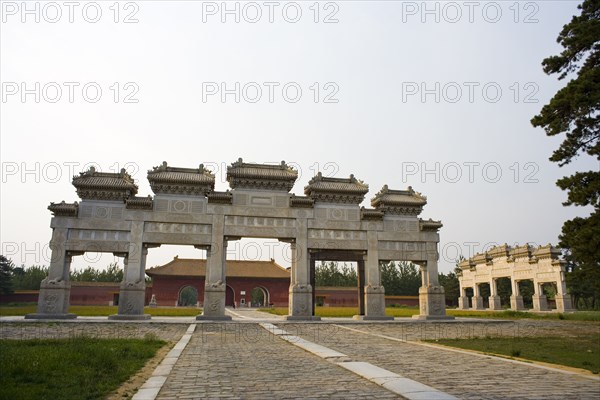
left=478, top=282, right=491, bottom=308
left=542, top=282, right=557, bottom=310
left=311, top=250, right=363, bottom=316
left=226, top=285, right=235, bottom=307
left=178, top=286, right=198, bottom=307
left=496, top=277, right=512, bottom=308
left=518, top=280, right=534, bottom=309
left=251, top=286, right=269, bottom=307
left=464, top=287, right=474, bottom=308
left=223, top=237, right=292, bottom=309
left=145, top=244, right=207, bottom=307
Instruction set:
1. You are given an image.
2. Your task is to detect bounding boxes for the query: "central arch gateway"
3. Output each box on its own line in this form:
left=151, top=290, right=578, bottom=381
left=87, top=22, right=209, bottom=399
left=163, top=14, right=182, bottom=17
left=27, top=159, right=451, bottom=321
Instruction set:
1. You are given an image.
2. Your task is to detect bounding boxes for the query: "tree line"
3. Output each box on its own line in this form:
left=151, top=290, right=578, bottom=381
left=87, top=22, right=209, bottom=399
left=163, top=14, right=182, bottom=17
left=0, top=255, right=125, bottom=292
left=530, top=1, right=599, bottom=311
left=315, top=261, right=461, bottom=306
left=316, top=260, right=599, bottom=309
left=2, top=254, right=598, bottom=309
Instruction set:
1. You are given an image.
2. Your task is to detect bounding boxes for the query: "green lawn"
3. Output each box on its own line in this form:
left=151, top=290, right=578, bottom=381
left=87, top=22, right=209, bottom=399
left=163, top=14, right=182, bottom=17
left=0, top=337, right=166, bottom=400
left=259, top=307, right=600, bottom=321
left=2, top=304, right=599, bottom=321
left=0, top=305, right=202, bottom=317
left=427, top=335, right=600, bottom=374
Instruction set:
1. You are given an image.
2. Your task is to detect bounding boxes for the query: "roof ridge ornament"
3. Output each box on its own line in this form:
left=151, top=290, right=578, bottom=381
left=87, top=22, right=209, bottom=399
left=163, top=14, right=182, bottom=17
left=371, top=185, right=427, bottom=216
left=226, top=158, right=298, bottom=192
left=72, top=166, right=138, bottom=201
left=304, top=173, right=368, bottom=204
left=147, top=161, right=215, bottom=196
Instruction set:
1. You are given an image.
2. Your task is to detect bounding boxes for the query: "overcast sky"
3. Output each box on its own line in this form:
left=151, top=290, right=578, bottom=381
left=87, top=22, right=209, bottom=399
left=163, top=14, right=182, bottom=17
left=1, top=0, right=597, bottom=274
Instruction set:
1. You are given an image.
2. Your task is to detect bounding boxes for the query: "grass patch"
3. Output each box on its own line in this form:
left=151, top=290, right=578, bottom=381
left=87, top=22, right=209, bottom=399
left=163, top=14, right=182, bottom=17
left=260, top=306, right=419, bottom=318
left=0, top=305, right=202, bottom=317
left=447, top=309, right=600, bottom=321
left=258, top=307, right=600, bottom=321
left=426, top=335, right=600, bottom=374
left=0, top=336, right=166, bottom=400
left=2, top=304, right=598, bottom=321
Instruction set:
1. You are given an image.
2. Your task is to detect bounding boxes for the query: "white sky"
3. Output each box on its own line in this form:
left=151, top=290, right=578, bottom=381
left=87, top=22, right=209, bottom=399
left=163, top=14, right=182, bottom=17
left=1, top=0, right=597, bottom=274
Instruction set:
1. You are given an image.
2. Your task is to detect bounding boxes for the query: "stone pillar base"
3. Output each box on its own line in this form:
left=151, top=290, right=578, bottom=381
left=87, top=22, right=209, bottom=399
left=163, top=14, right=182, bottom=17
left=417, top=285, right=453, bottom=319
left=364, top=285, right=388, bottom=318
left=288, top=284, right=313, bottom=319
left=196, top=315, right=232, bottom=321
left=458, top=295, right=469, bottom=310
left=555, top=294, right=574, bottom=312
left=510, top=295, right=525, bottom=310
left=353, top=315, right=393, bottom=321
left=532, top=294, right=549, bottom=311
left=32, top=279, right=72, bottom=316
left=285, top=315, right=322, bottom=321
left=200, top=283, right=228, bottom=319
left=488, top=295, right=502, bottom=310
left=473, top=296, right=484, bottom=310
left=109, top=314, right=151, bottom=321
left=25, top=313, right=77, bottom=320
left=115, top=283, right=150, bottom=319
left=412, top=314, right=455, bottom=320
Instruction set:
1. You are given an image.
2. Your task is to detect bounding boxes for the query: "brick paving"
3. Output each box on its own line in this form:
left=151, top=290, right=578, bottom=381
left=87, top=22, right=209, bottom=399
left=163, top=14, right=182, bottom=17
left=1, top=316, right=598, bottom=399
left=278, top=323, right=600, bottom=400
left=0, top=321, right=187, bottom=342
left=156, top=323, right=400, bottom=399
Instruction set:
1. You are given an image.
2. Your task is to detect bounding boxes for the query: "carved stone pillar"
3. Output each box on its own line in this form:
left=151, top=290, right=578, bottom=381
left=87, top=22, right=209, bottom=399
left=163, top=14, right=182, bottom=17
left=488, top=278, right=502, bottom=310
left=412, top=257, right=454, bottom=320
left=472, top=283, right=484, bottom=310
left=532, top=281, right=549, bottom=311
left=457, top=280, right=469, bottom=310
left=357, top=259, right=365, bottom=316
left=110, top=243, right=151, bottom=320
left=510, top=279, right=525, bottom=310
left=26, top=237, right=78, bottom=319
left=287, top=238, right=318, bottom=320
left=554, top=271, right=574, bottom=312
left=354, top=231, right=391, bottom=321
left=197, top=231, right=233, bottom=320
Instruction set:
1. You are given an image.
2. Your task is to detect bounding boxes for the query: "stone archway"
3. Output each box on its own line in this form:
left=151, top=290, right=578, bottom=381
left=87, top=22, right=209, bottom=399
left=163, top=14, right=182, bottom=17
left=30, top=159, right=449, bottom=321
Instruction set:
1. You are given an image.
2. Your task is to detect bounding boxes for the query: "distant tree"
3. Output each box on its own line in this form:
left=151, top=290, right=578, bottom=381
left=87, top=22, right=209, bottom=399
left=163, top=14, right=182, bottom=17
left=315, top=260, right=420, bottom=295
left=315, top=261, right=357, bottom=287
left=0, top=256, right=15, bottom=294
left=70, top=262, right=123, bottom=282
left=11, top=265, right=48, bottom=290
left=496, top=278, right=513, bottom=307
left=438, top=272, right=459, bottom=307
left=565, top=252, right=600, bottom=309
left=98, top=263, right=123, bottom=282
left=531, top=0, right=600, bottom=302
left=178, top=286, right=198, bottom=306
left=381, top=261, right=420, bottom=296
left=251, top=288, right=265, bottom=307
left=380, top=261, right=400, bottom=294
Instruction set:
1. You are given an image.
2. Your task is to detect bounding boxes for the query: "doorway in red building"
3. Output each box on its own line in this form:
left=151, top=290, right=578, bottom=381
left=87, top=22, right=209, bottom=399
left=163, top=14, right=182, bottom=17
left=251, top=286, right=269, bottom=307
left=178, top=286, right=198, bottom=306
left=226, top=285, right=235, bottom=307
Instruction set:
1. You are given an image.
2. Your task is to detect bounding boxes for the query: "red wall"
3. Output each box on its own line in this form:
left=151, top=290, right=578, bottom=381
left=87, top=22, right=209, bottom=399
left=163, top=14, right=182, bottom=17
left=150, top=276, right=290, bottom=307
left=315, top=288, right=420, bottom=307
left=0, top=285, right=152, bottom=306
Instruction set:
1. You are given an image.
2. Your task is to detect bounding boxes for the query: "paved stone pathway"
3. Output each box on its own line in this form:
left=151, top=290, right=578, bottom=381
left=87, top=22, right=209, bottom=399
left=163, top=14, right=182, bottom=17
left=278, top=323, right=600, bottom=400
left=156, top=322, right=401, bottom=399
left=0, top=321, right=187, bottom=341
left=1, top=313, right=598, bottom=399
